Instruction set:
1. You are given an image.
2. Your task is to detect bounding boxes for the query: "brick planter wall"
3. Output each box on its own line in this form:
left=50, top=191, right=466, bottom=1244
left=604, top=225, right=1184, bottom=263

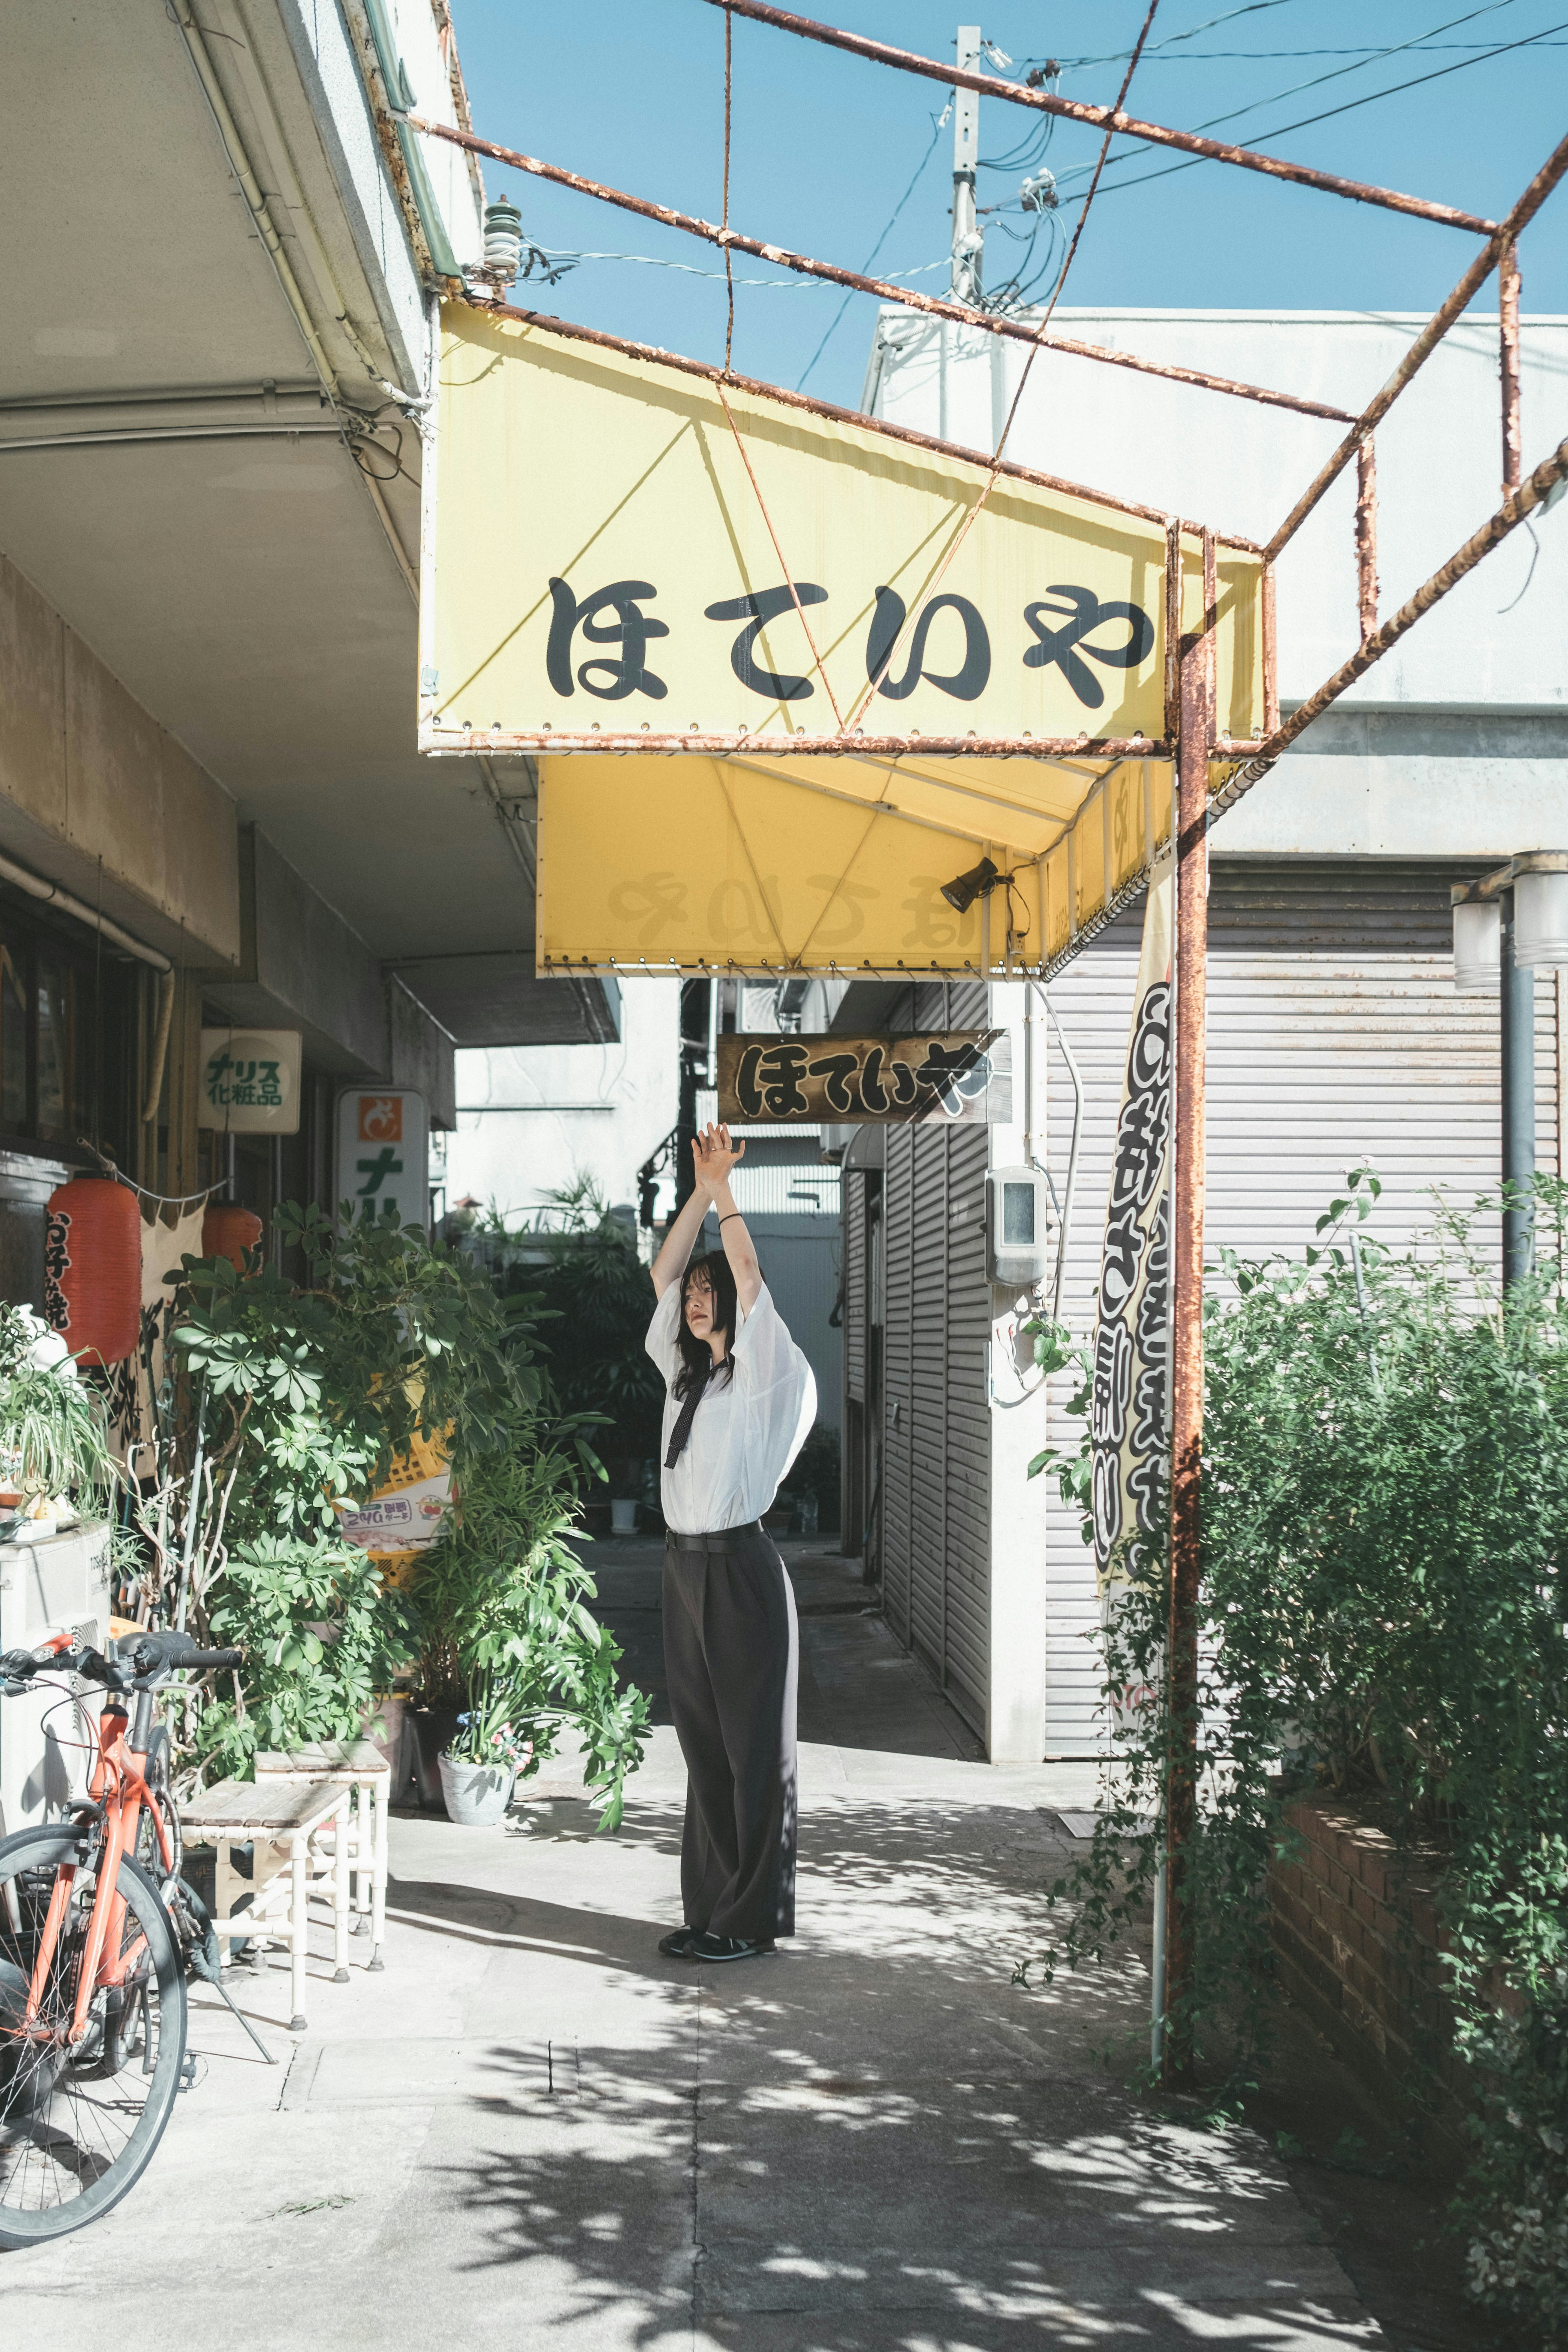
left=1267, top=1795, right=1468, bottom=2119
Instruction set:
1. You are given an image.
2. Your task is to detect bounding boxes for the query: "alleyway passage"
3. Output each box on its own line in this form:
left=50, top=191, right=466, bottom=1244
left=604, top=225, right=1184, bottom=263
left=6, top=1546, right=1395, bottom=2350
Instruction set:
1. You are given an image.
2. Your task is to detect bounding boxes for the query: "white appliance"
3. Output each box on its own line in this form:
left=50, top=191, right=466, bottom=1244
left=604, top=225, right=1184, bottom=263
left=0, top=1521, right=113, bottom=1836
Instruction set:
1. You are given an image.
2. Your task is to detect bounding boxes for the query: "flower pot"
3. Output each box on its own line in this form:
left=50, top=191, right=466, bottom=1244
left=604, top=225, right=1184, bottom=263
left=609, top=1497, right=639, bottom=1534
left=438, top=1750, right=515, bottom=1826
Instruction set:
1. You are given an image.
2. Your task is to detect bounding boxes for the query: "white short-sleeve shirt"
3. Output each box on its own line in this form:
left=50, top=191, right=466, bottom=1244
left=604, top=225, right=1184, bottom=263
left=645, top=1280, right=817, bottom=1535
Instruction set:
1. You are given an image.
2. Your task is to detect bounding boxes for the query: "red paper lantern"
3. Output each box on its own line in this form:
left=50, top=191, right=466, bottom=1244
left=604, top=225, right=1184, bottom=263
left=202, top=1204, right=264, bottom=1271
left=44, top=1178, right=141, bottom=1368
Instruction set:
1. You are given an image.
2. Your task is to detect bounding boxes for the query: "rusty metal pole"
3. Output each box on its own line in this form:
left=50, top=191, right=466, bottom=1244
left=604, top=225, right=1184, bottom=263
left=1500, top=238, right=1522, bottom=494
left=1355, top=438, right=1379, bottom=646
left=1163, top=530, right=1215, bottom=2089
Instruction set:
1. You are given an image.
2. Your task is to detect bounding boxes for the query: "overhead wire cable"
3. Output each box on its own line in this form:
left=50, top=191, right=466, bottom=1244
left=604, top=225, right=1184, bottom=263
left=1049, top=6, right=1555, bottom=211
left=797, top=106, right=949, bottom=388
left=1059, top=0, right=1522, bottom=169
left=722, top=2, right=736, bottom=371
left=710, top=6, right=845, bottom=726
left=536, top=249, right=950, bottom=289
left=839, top=0, right=1164, bottom=735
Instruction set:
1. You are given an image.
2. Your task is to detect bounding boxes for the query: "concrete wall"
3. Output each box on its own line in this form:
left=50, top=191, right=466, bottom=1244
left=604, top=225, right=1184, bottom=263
left=867, top=307, right=1568, bottom=718
left=449, top=981, right=681, bottom=1219
left=202, top=825, right=384, bottom=1074
left=0, top=551, right=239, bottom=964
left=387, top=973, right=456, bottom=1130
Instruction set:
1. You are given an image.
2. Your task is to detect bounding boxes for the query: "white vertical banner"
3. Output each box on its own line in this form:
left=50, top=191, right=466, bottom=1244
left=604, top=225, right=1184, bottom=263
left=1091, top=859, right=1174, bottom=1593
left=334, top=1090, right=430, bottom=1233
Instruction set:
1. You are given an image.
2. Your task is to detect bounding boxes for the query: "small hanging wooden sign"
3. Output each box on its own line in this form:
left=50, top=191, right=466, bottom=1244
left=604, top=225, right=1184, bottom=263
left=716, top=1029, right=1010, bottom=1126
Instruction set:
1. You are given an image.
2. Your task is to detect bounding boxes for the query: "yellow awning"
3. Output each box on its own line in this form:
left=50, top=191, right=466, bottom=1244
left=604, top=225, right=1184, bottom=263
left=423, top=301, right=1267, bottom=975
left=532, top=749, right=1252, bottom=977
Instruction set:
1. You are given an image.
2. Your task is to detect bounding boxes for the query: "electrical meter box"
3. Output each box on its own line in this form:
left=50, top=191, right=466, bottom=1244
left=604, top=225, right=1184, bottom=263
left=986, top=1165, right=1053, bottom=1289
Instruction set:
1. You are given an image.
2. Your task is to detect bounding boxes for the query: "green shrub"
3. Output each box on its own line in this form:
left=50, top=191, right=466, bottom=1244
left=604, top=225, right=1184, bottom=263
left=196, top=1534, right=416, bottom=1778
left=415, top=1440, right=650, bottom=1829
left=1025, top=1173, right=1568, bottom=2343
left=152, top=1204, right=643, bottom=1804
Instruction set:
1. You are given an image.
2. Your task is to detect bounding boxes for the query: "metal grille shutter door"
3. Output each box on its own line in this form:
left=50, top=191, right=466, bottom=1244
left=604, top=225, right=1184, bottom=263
left=1042, top=858, right=1542, bottom=1757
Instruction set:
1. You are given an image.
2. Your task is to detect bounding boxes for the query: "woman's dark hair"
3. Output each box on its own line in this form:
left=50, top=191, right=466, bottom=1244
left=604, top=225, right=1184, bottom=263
left=674, top=1251, right=738, bottom=1397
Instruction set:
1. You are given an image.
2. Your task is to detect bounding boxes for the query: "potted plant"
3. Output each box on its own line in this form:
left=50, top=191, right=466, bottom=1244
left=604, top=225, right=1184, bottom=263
left=416, top=1440, right=651, bottom=1831
left=0, top=1302, right=120, bottom=1539
left=437, top=1680, right=533, bottom=1826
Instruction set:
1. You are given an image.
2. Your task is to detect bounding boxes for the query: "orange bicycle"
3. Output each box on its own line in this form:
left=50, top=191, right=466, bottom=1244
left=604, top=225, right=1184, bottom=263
left=0, top=1627, right=243, bottom=2247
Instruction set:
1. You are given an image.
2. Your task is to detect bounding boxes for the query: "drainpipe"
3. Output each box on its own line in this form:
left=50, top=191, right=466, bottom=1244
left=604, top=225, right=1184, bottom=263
left=359, top=0, right=465, bottom=281
left=0, top=849, right=170, bottom=972
left=171, top=7, right=428, bottom=596
left=171, top=11, right=338, bottom=390
left=1501, top=888, right=1536, bottom=1291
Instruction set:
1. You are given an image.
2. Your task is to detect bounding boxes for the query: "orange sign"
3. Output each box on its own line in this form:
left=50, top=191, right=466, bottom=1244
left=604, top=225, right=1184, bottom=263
left=358, top=1096, right=403, bottom=1144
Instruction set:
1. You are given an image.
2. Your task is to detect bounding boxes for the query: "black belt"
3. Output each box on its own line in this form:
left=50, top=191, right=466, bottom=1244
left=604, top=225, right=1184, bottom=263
left=666, top=1520, right=764, bottom=1553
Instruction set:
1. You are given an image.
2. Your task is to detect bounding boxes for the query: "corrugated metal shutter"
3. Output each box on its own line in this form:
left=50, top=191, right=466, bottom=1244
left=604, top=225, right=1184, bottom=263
left=844, top=1168, right=867, bottom=1405
left=878, top=980, right=992, bottom=1737
left=944, top=1121, right=991, bottom=1729
left=1042, top=858, right=1558, bottom=1758
left=882, top=1129, right=914, bottom=1644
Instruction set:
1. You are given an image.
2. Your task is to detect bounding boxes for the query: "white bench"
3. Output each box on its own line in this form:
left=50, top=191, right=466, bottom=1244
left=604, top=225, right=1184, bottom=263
left=255, top=1739, right=392, bottom=1971
left=180, top=1778, right=352, bottom=2031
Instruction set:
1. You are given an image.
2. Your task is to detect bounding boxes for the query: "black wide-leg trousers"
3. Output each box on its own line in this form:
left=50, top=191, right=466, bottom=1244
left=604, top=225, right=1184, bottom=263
left=662, top=1523, right=798, bottom=1942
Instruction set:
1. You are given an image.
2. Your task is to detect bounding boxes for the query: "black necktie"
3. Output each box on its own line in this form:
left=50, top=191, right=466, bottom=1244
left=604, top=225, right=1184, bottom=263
left=665, top=1358, right=711, bottom=1468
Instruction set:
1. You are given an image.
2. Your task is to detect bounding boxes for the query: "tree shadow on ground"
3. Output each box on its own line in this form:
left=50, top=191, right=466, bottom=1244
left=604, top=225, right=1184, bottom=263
left=383, top=1795, right=1381, bottom=2352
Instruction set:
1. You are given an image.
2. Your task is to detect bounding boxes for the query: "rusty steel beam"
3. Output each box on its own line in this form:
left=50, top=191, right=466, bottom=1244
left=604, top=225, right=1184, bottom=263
left=1354, top=437, right=1379, bottom=645
left=1266, top=132, right=1568, bottom=560
left=471, top=295, right=1271, bottom=548
left=1214, top=433, right=1568, bottom=827
left=1261, top=565, right=1279, bottom=737
left=1501, top=240, right=1523, bottom=493
left=1163, top=518, right=1183, bottom=745
left=413, top=120, right=1357, bottom=427
left=696, top=0, right=1499, bottom=236
left=427, top=727, right=1174, bottom=760
left=1163, top=528, right=1216, bottom=2087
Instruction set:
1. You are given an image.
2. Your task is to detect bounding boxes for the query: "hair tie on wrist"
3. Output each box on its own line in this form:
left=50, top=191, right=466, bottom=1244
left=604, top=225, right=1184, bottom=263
left=719, top=1212, right=743, bottom=1225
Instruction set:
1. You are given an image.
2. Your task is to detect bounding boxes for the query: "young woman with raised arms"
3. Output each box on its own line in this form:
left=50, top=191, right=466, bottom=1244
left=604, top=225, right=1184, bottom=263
left=645, top=1121, right=815, bottom=1962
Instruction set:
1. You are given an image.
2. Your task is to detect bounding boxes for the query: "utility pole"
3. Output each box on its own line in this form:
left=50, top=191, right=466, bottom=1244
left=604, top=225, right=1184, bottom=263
left=951, top=26, right=982, bottom=303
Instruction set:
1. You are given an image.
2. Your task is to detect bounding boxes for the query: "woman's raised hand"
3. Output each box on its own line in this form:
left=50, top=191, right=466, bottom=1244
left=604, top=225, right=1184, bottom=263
left=692, top=1121, right=746, bottom=1195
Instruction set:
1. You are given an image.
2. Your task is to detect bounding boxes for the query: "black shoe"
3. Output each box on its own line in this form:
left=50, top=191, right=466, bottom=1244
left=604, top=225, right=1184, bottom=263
left=658, top=1926, right=699, bottom=1957
left=690, top=1932, right=768, bottom=1963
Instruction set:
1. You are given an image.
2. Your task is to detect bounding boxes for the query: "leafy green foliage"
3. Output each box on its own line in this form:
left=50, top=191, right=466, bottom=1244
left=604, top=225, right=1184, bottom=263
left=196, top=1535, right=416, bottom=1778
left=521, top=1179, right=665, bottom=1478
left=416, top=1442, right=651, bottom=1831
left=0, top=1301, right=121, bottom=1503
left=158, top=1207, right=645, bottom=1811
left=1022, top=1314, right=1093, bottom=1529
left=1023, top=1174, right=1568, bottom=2341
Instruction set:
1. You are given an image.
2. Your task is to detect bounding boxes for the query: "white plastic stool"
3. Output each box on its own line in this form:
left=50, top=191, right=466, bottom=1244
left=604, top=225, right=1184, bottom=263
left=255, top=1740, right=392, bottom=1971
left=181, top=1777, right=352, bottom=2030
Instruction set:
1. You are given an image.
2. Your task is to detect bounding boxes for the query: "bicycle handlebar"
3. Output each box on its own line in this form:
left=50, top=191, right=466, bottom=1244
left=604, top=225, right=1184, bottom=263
left=0, top=1634, right=244, bottom=1693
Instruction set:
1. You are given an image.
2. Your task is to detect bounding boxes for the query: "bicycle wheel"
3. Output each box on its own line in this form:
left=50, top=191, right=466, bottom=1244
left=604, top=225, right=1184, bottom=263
left=0, top=1824, right=187, bottom=2247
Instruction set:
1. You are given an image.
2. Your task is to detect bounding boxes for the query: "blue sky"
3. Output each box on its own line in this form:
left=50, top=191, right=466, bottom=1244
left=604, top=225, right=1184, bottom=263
left=447, top=1, right=1568, bottom=412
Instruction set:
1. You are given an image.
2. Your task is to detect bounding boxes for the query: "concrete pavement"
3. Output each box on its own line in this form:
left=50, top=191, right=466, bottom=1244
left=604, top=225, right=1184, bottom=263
left=2, top=1545, right=1387, bottom=2349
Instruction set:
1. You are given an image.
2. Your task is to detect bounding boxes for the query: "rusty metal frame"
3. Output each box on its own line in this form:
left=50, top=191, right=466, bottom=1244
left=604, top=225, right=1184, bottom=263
left=693, top=0, right=1501, bottom=236
left=411, top=47, right=1568, bottom=2093
left=413, top=118, right=1356, bottom=427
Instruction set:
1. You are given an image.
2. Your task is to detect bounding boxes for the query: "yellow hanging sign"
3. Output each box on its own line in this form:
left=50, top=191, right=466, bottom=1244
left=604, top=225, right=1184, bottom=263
left=421, top=303, right=1265, bottom=753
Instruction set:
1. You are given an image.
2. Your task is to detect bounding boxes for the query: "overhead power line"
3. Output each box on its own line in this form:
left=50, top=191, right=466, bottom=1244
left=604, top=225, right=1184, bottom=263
left=796, top=107, right=949, bottom=390
left=1051, top=14, right=1568, bottom=214
left=1051, top=0, right=1528, bottom=189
